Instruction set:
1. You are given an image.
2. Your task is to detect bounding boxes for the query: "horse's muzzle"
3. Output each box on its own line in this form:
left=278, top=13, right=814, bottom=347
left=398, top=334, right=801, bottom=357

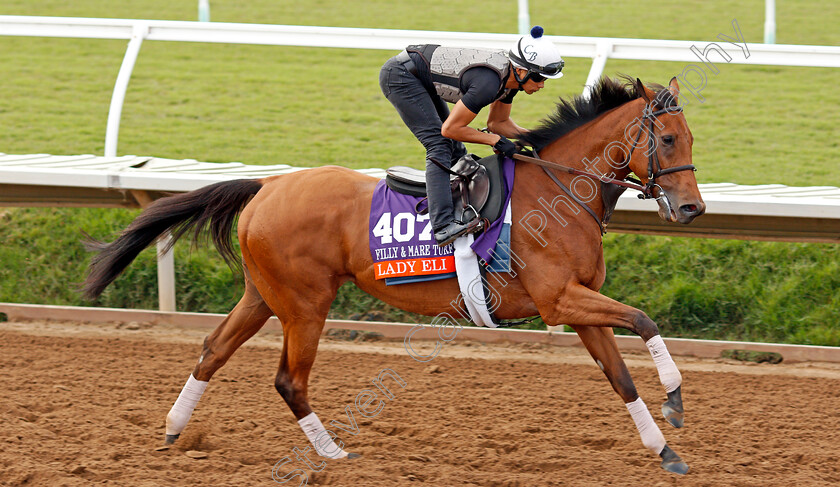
left=676, top=201, right=706, bottom=224
left=656, top=188, right=705, bottom=224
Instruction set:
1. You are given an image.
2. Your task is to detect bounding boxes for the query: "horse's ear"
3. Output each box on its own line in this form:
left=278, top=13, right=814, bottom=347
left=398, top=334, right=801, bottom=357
left=634, top=78, right=653, bottom=102
left=669, top=76, right=680, bottom=103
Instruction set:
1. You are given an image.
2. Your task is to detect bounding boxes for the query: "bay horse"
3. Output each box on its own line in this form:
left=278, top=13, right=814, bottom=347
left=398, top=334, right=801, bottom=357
left=83, top=76, right=705, bottom=475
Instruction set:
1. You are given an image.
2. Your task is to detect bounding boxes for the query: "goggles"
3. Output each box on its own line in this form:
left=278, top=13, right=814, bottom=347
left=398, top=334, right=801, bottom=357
left=529, top=60, right=565, bottom=78
left=520, top=61, right=564, bottom=84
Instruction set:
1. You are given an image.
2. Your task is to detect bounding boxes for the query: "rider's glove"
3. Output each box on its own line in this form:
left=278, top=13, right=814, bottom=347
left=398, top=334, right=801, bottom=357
left=493, top=136, right=518, bottom=158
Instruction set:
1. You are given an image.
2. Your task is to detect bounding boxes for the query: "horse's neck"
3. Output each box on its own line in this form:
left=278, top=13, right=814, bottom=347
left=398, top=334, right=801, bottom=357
left=531, top=99, right=644, bottom=221
left=540, top=99, right=642, bottom=181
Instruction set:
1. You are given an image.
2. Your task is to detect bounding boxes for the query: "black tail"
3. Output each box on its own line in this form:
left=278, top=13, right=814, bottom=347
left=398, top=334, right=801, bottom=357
left=82, top=179, right=263, bottom=300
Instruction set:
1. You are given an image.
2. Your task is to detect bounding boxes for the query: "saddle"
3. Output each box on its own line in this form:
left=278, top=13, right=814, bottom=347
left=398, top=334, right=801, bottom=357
left=385, top=154, right=507, bottom=225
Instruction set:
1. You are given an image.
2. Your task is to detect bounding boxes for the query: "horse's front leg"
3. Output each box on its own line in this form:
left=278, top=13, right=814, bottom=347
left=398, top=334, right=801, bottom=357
left=550, top=285, right=684, bottom=421
left=570, top=325, right=687, bottom=474
left=545, top=285, right=688, bottom=474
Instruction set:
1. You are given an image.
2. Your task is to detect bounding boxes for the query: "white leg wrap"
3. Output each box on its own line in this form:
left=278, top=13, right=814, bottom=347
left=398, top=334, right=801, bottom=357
left=165, top=374, right=208, bottom=436
left=645, top=335, right=682, bottom=393
left=626, top=397, right=666, bottom=454
left=298, top=412, right=348, bottom=459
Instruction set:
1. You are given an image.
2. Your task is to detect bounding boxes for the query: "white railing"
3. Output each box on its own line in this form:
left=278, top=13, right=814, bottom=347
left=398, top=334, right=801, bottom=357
left=3, top=15, right=839, bottom=64
left=2, top=15, right=839, bottom=311
left=2, top=16, right=840, bottom=158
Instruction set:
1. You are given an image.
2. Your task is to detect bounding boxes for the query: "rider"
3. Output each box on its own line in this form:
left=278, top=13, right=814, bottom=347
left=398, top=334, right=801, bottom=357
left=379, top=26, right=565, bottom=246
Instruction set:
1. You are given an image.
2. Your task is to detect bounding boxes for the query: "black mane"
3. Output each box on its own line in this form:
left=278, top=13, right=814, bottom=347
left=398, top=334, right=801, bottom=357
left=519, top=76, right=658, bottom=151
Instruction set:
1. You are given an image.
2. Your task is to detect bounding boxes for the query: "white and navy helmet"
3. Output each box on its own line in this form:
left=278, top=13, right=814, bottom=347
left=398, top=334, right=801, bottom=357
left=509, top=26, right=564, bottom=79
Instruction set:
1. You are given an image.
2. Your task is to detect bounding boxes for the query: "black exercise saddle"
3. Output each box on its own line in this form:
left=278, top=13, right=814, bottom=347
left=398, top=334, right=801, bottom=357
left=384, top=154, right=508, bottom=224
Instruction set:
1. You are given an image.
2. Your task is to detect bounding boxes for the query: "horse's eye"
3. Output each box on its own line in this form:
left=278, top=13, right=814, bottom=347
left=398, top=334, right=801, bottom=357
left=662, top=135, right=675, bottom=146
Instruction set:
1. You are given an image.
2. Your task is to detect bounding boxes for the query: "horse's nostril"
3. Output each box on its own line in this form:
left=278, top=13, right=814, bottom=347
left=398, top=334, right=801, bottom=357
left=680, top=204, right=698, bottom=215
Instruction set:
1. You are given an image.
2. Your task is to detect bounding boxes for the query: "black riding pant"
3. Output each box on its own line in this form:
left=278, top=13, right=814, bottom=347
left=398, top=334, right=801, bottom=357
left=379, top=53, right=467, bottom=230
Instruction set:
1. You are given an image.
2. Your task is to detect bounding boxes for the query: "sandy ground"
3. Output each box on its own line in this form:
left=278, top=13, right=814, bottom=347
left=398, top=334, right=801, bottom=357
left=1, top=319, right=839, bottom=486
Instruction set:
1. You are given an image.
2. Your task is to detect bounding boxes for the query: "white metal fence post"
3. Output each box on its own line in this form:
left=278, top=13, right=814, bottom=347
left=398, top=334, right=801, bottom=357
left=104, top=22, right=176, bottom=312
left=156, top=236, right=177, bottom=312
left=104, top=22, right=147, bottom=158
left=583, top=41, right=611, bottom=99
left=517, top=0, right=530, bottom=35
left=765, top=0, right=776, bottom=44
left=199, top=0, right=211, bottom=22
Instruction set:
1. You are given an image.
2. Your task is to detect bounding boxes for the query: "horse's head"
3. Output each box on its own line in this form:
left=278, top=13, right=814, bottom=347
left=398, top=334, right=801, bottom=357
left=628, top=78, right=705, bottom=224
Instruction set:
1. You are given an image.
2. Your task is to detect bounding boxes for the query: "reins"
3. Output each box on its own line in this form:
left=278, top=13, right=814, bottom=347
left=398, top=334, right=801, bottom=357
left=511, top=152, right=647, bottom=192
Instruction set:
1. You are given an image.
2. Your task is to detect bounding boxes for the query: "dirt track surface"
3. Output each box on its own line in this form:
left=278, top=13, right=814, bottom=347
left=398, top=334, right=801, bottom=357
left=2, top=320, right=840, bottom=486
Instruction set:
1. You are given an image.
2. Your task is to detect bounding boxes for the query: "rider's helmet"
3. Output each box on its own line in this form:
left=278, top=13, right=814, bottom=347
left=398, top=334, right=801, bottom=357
left=508, top=26, right=565, bottom=80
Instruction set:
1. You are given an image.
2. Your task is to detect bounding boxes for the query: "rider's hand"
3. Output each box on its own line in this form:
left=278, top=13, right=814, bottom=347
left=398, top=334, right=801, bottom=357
left=493, top=136, right=517, bottom=158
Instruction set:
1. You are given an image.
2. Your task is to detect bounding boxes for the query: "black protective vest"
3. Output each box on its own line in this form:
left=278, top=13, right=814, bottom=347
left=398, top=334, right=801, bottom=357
left=407, top=44, right=512, bottom=103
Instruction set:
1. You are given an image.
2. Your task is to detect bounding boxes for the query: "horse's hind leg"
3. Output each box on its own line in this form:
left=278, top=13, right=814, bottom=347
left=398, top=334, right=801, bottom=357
left=571, top=325, right=689, bottom=475
left=247, top=275, right=359, bottom=461
left=164, top=273, right=272, bottom=444
left=274, top=316, right=358, bottom=460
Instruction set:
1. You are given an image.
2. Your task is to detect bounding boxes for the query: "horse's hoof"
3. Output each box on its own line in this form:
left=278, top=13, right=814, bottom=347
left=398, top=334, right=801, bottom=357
left=659, top=445, right=689, bottom=475
left=347, top=452, right=362, bottom=460
left=164, top=434, right=180, bottom=445
left=662, top=387, right=684, bottom=428
left=662, top=402, right=684, bottom=428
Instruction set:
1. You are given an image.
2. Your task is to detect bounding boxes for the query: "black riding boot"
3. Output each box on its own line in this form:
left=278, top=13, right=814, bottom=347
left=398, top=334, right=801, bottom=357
left=433, top=219, right=483, bottom=247
left=425, top=157, right=455, bottom=234
left=426, top=157, right=480, bottom=247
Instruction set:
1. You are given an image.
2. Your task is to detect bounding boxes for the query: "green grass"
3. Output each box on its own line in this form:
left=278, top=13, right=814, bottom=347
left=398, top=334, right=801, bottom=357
left=1, top=1, right=838, bottom=181
left=0, top=1, right=838, bottom=345
left=602, top=235, right=840, bottom=345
